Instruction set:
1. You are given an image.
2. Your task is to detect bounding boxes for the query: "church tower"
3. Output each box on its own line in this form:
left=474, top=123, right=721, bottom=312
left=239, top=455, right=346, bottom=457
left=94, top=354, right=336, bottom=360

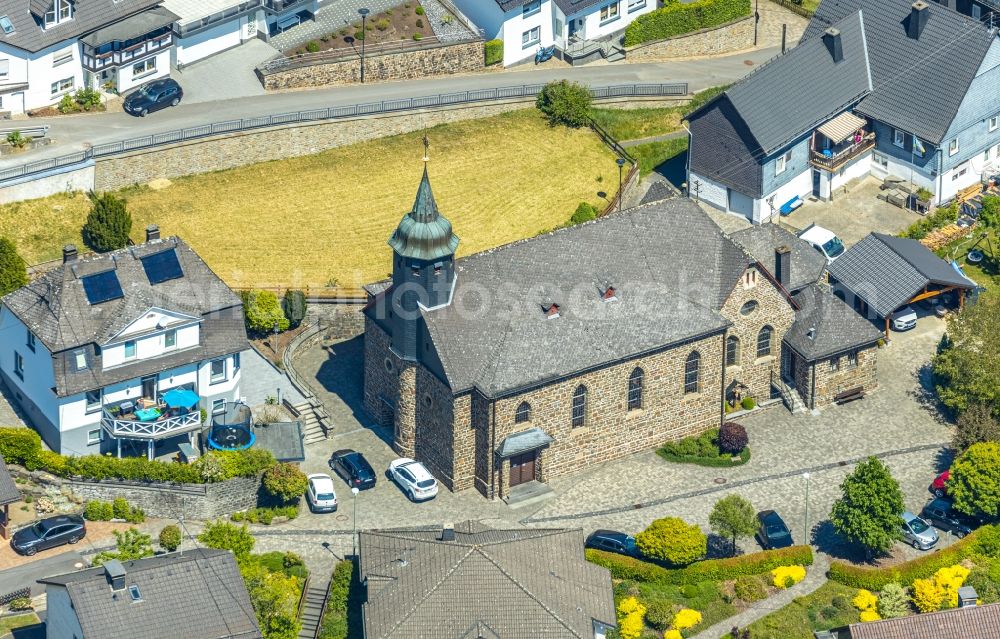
left=386, top=138, right=459, bottom=362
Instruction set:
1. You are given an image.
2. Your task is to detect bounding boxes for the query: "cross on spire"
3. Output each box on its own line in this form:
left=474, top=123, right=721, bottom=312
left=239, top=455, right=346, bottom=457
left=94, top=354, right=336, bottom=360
left=422, top=135, right=430, bottom=163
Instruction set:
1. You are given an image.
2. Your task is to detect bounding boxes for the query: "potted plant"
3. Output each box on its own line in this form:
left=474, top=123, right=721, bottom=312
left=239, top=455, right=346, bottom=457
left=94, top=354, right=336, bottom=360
left=915, top=187, right=934, bottom=214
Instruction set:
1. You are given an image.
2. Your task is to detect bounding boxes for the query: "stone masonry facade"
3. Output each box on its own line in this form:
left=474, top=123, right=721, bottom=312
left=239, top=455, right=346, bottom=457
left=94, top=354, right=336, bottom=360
left=259, top=41, right=485, bottom=91
left=792, top=345, right=879, bottom=409
left=626, top=17, right=754, bottom=63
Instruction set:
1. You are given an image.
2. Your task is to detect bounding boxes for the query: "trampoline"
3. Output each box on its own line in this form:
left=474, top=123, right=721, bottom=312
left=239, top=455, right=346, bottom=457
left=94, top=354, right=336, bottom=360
left=207, top=402, right=255, bottom=451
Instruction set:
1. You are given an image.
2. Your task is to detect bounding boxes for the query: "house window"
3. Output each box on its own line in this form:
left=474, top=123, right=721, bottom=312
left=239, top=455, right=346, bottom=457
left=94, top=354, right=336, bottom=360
left=50, top=76, right=73, bottom=96
left=85, top=390, right=101, bottom=414
left=628, top=0, right=647, bottom=12
left=87, top=429, right=102, bottom=445
left=515, top=401, right=531, bottom=424
left=59, top=0, right=73, bottom=21
left=600, top=1, right=620, bottom=22
left=756, top=325, right=773, bottom=358
left=847, top=350, right=858, bottom=367
left=233, top=352, right=240, bottom=374
left=522, top=26, right=540, bottom=47
left=73, top=349, right=86, bottom=371
left=873, top=152, right=888, bottom=170
left=0, top=17, right=14, bottom=35
left=684, top=352, right=700, bottom=394
left=522, top=0, right=541, bottom=17
left=627, top=367, right=644, bottom=411
left=893, top=129, right=906, bottom=148
left=571, top=385, right=587, bottom=428
left=13, top=351, right=23, bottom=380
left=972, top=3, right=982, bottom=19
left=986, top=148, right=992, bottom=163
left=26, top=329, right=35, bottom=352
left=949, top=139, right=959, bottom=156
left=953, top=163, right=969, bottom=180
left=164, top=330, right=176, bottom=349
left=124, top=340, right=136, bottom=359
left=53, top=48, right=73, bottom=66
left=132, top=57, right=156, bottom=78
left=725, top=335, right=740, bottom=367
left=739, top=300, right=758, bottom=316
left=210, top=358, right=226, bottom=384
left=775, top=150, right=792, bottom=175
left=830, top=357, right=840, bottom=372
left=990, top=116, right=998, bottom=132
left=212, top=399, right=226, bottom=415
left=0, top=59, right=9, bottom=79
left=44, top=7, right=56, bottom=26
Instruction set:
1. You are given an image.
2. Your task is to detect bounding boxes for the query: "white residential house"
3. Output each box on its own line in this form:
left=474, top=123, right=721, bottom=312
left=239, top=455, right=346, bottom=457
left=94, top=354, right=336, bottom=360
left=454, top=0, right=656, bottom=67
left=0, top=0, right=176, bottom=114
left=0, top=226, right=249, bottom=459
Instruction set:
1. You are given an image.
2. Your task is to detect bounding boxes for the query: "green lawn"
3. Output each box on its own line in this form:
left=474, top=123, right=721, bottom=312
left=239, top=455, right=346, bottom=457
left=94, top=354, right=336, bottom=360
left=589, top=85, right=728, bottom=142
left=631, top=138, right=688, bottom=177
left=0, top=612, right=40, bottom=638
left=739, top=582, right=859, bottom=639
left=935, top=227, right=999, bottom=303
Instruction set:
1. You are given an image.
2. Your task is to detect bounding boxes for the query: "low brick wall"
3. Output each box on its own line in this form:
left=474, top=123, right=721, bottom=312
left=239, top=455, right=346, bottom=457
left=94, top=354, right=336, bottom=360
left=626, top=16, right=755, bottom=62
left=259, top=41, right=485, bottom=90
left=306, top=304, right=366, bottom=341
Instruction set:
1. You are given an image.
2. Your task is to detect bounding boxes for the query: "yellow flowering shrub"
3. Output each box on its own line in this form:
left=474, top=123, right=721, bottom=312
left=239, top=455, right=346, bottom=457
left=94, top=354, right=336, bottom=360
left=771, top=565, right=807, bottom=589
left=935, top=565, right=970, bottom=609
left=859, top=609, right=882, bottom=622
left=672, top=608, right=702, bottom=630
left=664, top=631, right=683, bottom=639
left=852, top=589, right=878, bottom=612
left=911, top=578, right=944, bottom=613
left=617, top=596, right=646, bottom=639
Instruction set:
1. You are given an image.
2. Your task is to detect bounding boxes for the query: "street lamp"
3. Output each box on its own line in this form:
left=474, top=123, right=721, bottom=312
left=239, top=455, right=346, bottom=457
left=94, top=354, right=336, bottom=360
left=616, top=158, right=626, bottom=212
left=351, top=486, right=360, bottom=556
left=271, top=321, right=280, bottom=355
left=358, top=8, right=370, bottom=84
left=803, top=472, right=811, bottom=544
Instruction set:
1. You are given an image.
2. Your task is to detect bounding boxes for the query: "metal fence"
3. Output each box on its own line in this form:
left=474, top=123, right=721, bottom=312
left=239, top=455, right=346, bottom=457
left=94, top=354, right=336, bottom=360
left=257, top=34, right=482, bottom=74
left=766, top=0, right=815, bottom=19
left=0, top=587, right=31, bottom=607
left=0, top=82, right=688, bottom=185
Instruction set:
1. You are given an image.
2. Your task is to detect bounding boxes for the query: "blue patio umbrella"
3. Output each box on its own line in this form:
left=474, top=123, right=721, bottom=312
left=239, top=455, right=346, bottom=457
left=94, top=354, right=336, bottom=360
left=161, top=388, right=200, bottom=409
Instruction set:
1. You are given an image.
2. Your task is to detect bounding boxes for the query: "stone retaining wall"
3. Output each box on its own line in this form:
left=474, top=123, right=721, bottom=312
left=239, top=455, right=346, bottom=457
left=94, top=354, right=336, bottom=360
left=259, top=41, right=485, bottom=91
left=626, top=17, right=755, bottom=62
left=306, top=304, right=366, bottom=341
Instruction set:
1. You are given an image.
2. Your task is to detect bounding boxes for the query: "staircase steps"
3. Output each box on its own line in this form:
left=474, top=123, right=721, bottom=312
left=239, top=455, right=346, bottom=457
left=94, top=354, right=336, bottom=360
left=297, top=577, right=331, bottom=639
left=293, top=401, right=331, bottom=445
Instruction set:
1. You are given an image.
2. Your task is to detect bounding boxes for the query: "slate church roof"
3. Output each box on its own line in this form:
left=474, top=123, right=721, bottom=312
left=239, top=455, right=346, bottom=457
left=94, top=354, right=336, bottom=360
left=785, top=283, right=883, bottom=360
left=359, top=521, right=615, bottom=639
left=729, top=223, right=828, bottom=293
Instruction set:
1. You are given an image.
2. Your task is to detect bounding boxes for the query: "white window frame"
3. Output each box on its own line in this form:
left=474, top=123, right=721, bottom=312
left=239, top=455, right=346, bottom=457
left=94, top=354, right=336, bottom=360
left=212, top=398, right=226, bottom=415
left=893, top=129, right=906, bottom=148
left=85, top=390, right=101, bottom=414
left=58, top=0, right=72, bottom=21
left=949, top=138, right=959, bottom=156
left=50, top=76, right=73, bottom=96
left=873, top=152, right=888, bottom=170
left=26, top=329, right=35, bottom=352
left=132, top=57, right=156, bottom=78
left=600, top=1, right=621, bottom=23
left=87, top=428, right=102, bottom=445
left=0, top=59, right=9, bottom=79
left=775, top=150, right=791, bottom=176
left=627, top=0, right=647, bottom=12
left=14, top=351, right=23, bottom=380
left=521, top=26, right=540, bottom=48
left=522, top=0, right=541, bottom=17
left=52, top=48, right=73, bottom=67
left=210, top=358, right=226, bottom=384
left=73, top=349, right=87, bottom=371
left=990, top=116, right=998, bottom=132
left=123, top=340, right=137, bottom=360
left=164, top=329, right=176, bottom=350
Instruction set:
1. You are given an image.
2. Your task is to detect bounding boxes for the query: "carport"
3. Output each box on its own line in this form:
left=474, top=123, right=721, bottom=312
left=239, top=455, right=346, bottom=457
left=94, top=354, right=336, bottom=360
left=828, top=233, right=977, bottom=338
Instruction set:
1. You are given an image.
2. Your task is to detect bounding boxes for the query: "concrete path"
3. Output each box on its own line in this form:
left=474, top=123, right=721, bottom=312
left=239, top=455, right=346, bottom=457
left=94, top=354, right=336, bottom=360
left=174, top=38, right=276, bottom=104
left=239, top=347, right=307, bottom=407
left=692, top=553, right=832, bottom=639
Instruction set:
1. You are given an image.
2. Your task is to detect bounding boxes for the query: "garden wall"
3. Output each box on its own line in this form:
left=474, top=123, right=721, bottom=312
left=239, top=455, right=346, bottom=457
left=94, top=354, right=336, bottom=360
left=626, top=16, right=754, bottom=62
left=257, top=41, right=484, bottom=90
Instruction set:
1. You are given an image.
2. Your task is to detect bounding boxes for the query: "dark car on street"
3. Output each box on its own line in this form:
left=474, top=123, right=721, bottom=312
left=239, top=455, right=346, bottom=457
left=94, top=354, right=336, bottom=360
left=11, top=514, right=86, bottom=556
left=756, top=510, right=793, bottom=549
left=123, top=78, right=183, bottom=117
left=585, top=530, right=638, bottom=557
left=921, top=498, right=982, bottom=538
left=329, top=449, right=376, bottom=490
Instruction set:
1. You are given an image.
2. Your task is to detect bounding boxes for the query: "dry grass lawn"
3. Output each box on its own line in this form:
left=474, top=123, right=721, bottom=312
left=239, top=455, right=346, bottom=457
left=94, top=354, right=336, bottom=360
left=0, top=110, right=619, bottom=289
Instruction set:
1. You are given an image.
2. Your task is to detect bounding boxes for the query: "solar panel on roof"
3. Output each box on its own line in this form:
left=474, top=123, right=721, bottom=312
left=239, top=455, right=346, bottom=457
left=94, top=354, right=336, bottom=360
left=141, top=248, right=183, bottom=284
left=81, top=270, right=124, bottom=305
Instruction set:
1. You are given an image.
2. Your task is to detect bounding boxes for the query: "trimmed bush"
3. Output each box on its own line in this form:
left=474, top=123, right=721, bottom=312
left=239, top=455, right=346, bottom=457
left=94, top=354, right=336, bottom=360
left=0, top=427, right=43, bottom=468
left=113, top=497, right=130, bottom=520
left=231, top=505, right=300, bottom=525
left=305, top=40, right=320, bottom=52
left=570, top=202, right=598, bottom=225
left=643, top=599, right=674, bottom=631
left=84, top=500, right=114, bottom=521
left=262, top=462, right=308, bottom=504
left=658, top=428, right=751, bottom=467
left=282, top=289, right=307, bottom=328
left=82, top=191, right=132, bottom=253
left=624, top=0, right=752, bottom=46
left=159, top=524, right=182, bottom=552
left=876, top=582, right=910, bottom=618
left=719, top=422, right=748, bottom=455
left=733, top=575, right=766, bottom=602
left=484, top=39, right=503, bottom=66
left=964, top=567, right=1000, bottom=604
left=241, top=289, right=289, bottom=334
left=536, top=80, right=593, bottom=128
left=740, top=396, right=756, bottom=411
left=414, top=5, right=424, bottom=14
left=586, top=544, right=813, bottom=585
left=636, top=517, right=707, bottom=565
left=771, top=565, right=806, bottom=589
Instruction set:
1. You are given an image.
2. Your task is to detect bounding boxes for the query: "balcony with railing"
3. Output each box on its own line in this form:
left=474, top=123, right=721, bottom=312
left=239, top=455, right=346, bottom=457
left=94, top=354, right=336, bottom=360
left=101, top=393, right=203, bottom=443
left=809, top=111, right=875, bottom=172
left=82, top=30, right=173, bottom=72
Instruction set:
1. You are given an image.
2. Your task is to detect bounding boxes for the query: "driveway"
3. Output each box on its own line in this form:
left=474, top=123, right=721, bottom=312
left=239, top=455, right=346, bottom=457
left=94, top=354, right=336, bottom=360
left=174, top=39, right=276, bottom=104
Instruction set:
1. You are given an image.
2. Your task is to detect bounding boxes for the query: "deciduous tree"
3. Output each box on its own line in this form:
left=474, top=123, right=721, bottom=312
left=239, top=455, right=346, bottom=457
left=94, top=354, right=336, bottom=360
left=535, top=80, right=593, bottom=128
left=949, top=442, right=1000, bottom=518
left=953, top=402, right=1000, bottom=452
left=933, top=297, right=1000, bottom=415
left=197, top=520, right=255, bottom=558
left=92, top=527, right=154, bottom=565
left=829, top=457, right=905, bottom=558
left=709, top=494, right=757, bottom=556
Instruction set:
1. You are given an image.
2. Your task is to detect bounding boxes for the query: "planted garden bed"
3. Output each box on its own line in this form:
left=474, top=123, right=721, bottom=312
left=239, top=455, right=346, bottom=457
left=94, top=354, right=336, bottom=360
left=657, top=424, right=750, bottom=467
left=286, top=1, right=434, bottom=57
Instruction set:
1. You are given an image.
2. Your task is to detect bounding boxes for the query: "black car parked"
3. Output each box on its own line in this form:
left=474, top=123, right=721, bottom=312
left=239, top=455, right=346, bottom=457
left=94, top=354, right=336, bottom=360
left=585, top=530, right=638, bottom=557
left=329, top=449, right=376, bottom=490
left=756, top=510, right=793, bottom=549
left=921, top=498, right=982, bottom=538
left=123, top=78, right=183, bottom=117
left=11, top=514, right=86, bottom=556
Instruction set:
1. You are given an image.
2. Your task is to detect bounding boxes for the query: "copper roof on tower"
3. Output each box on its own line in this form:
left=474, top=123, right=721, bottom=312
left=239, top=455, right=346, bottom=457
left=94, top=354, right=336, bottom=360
left=387, top=166, right=460, bottom=261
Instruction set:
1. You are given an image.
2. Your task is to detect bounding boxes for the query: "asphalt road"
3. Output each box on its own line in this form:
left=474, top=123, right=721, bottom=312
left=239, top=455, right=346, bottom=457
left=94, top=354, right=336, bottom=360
left=0, top=48, right=779, bottom=169
left=0, top=550, right=85, bottom=596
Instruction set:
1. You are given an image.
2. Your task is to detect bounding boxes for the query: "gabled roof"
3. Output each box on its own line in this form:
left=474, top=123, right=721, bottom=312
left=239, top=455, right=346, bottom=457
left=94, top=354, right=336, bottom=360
left=359, top=521, right=615, bottom=639
left=0, top=453, right=21, bottom=506
left=492, top=0, right=611, bottom=15
left=38, top=548, right=262, bottom=639
left=784, top=283, right=883, bottom=360
left=803, top=0, right=997, bottom=144
left=845, top=602, right=1000, bottom=639
left=729, top=223, right=828, bottom=293
left=828, top=232, right=975, bottom=317
left=0, top=0, right=164, bottom=53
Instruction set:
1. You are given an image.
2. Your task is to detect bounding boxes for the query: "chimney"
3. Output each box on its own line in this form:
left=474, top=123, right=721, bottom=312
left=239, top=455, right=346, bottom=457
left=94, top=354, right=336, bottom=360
left=822, top=27, right=843, bottom=63
left=775, top=245, right=792, bottom=289
left=104, top=559, right=127, bottom=591
left=908, top=1, right=929, bottom=39
left=543, top=301, right=560, bottom=319
left=439, top=523, right=455, bottom=542
left=62, top=244, right=78, bottom=263
left=958, top=586, right=978, bottom=607
left=145, top=224, right=160, bottom=242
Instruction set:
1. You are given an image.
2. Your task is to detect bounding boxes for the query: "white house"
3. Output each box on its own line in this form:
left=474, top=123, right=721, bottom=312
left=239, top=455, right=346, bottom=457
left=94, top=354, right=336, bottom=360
left=454, top=0, right=656, bottom=67
left=0, top=0, right=176, bottom=114
left=0, top=226, right=249, bottom=459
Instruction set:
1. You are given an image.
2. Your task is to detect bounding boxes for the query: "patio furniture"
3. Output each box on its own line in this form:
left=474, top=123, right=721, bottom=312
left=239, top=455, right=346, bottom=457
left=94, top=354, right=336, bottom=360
left=119, top=400, right=134, bottom=413
left=137, top=398, right=158, bottom=409
left=135, top=407, right=161, bottom=422
left=162, top=388, right=200, bottom=409
left=834, top=387, right=865, bottom=404
left=277, top=13, right=300, bottom=32
left=779, top=196, right=803, bottom=216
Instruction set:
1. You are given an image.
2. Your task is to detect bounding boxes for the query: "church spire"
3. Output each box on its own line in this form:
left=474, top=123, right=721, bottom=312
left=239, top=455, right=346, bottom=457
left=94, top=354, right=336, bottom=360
left=387, top=137, right=459, bottom=260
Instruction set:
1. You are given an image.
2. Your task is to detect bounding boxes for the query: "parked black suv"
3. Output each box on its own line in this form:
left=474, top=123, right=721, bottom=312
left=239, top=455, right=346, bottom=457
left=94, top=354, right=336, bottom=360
left=756, top=510, right=793, bottom=549
left=329, top=449, right=376, bottom=490
left=123, top=78, right=183, bottom=117
left=585, top=530, right=639, bottom=557
left=11, top=514, right=86, bottom=556
left=921, top=498, right=982, bottom=538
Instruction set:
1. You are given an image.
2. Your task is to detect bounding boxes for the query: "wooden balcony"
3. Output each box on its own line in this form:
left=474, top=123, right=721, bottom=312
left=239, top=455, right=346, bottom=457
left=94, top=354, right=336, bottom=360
left=101, top=405, right=201, bottom=440
left=809, top=133, right=876, bottom=172
left=82, top=33, right=172, bottom=72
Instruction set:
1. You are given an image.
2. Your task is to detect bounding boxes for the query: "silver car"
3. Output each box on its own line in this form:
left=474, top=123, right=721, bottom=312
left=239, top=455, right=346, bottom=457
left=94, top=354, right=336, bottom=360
left=902, top=511, right=939, bottom=550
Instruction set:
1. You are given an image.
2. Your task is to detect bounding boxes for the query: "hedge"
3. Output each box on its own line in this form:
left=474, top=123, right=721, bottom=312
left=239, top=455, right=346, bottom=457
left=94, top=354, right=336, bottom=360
left=624, top=0, right=753, bottom=47
left=484, top=39, right=503, bottom=66
left=827, top=525, right=998, bottom=590
left=586, top=544, right=813, bottom=585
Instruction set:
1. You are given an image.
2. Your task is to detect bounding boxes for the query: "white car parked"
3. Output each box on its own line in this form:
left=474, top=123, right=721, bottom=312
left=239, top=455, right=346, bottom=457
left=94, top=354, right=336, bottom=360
left=798, top=224, right=846, bottom=263
left=387, top=458, right=439, bottom=502
left=892, top=305, right=918, bottom=331
left=305, top=473, right=338, bottom=513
